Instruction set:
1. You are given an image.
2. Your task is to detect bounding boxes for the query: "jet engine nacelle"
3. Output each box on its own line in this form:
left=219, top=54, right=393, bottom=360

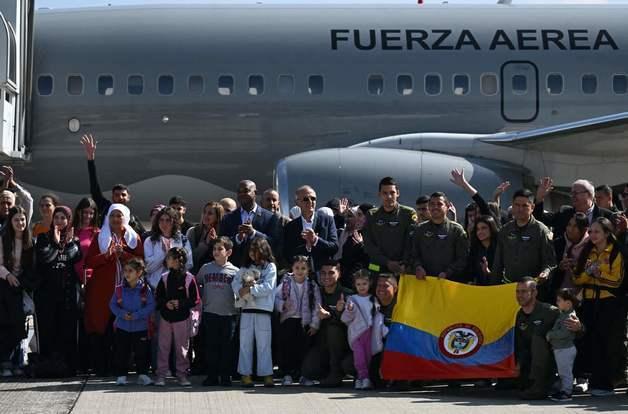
left=275, top=148, right=525, bottom=216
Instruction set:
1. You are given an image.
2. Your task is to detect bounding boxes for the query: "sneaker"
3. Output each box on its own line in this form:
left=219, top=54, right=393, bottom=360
left=281, top=375, right=293, bottom=386
left=590, top=388, right=615, bottom=397
left=361, top=378, right=372, bottom=390
left=299, top=376, right=315, bottom=387
left=241, top=375, right=254, bottom=388
left=549, top=391, right=572, bottom=402
left=178, top=376, right=192, bottom=387
left=115, top=376, right=127, bottom=386
left=219, top=376, right=232, bottom=387
left=354, top=379, right=363, bottom=390
left=137, top=375, right=153, bottom=386
left=263, top=375, right=275, bottom=388
left=154, top=377, right=166, bottom=387
left=1, top=368, right=12, bottom=378
left=202, top=376, right=219, bottom=387
left=574, top=378, right=588, bottom=394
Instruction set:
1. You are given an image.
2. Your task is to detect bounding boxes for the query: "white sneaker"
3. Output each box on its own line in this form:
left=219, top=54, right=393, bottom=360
left=281, top=375, right=293, bottom=386
left=360, top=378, right=372, bottom=390
left=178, top=376, right=192, bottom=387
left=574, top=378, right=588, bottom=393
left=154, top=378, right=166, bottom=387
left=590, top=388, right=615, bottom=397
left=299, top=376, right=315, bottom=387
left=116, top=376, right=127, bottom=386
left=137, top=374, right=153, bottom=386
left=1, top=368, right=12, bottom=377
left=354, top=379, right=363, bottom=389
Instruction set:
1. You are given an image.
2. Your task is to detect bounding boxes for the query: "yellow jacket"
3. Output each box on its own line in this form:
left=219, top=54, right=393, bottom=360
left=573, top=242, right=624, bottom=300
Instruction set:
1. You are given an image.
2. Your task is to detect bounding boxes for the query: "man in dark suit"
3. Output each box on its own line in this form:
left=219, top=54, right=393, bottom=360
left=534, top=177, right=613, bottom=237
left=220, top=180, right=278, bottom=266
left=283, top=185, right=339, bottom=271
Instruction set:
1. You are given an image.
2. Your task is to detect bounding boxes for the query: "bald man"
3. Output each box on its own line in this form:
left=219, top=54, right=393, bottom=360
left=220, top=180, right=279, bottom=266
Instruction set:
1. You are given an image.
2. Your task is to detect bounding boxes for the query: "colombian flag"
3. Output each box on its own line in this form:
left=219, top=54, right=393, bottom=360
left=381, top=276, right=519, bottom=380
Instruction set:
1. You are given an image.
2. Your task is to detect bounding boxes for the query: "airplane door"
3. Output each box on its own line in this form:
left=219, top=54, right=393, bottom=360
left=501, top=61, right=539, bottom=123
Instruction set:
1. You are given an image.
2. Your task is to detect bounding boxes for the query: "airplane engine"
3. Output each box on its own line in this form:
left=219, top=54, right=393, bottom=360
left=275, top=147, right=525, bottom=215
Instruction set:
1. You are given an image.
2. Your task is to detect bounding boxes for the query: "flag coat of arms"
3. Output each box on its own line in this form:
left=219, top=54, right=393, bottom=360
left=382, top=276, right=519, bottom=380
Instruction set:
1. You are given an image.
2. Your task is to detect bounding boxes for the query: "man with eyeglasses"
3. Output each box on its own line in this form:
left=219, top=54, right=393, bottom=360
left=363, top=177, right=417, bottom=274
left=282, top=185, right=339, bottom=271
left=534, top=177, right=613, bottom=237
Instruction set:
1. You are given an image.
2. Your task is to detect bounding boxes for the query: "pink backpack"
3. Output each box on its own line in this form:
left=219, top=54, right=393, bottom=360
left=160, top=272, right=203, bottom=337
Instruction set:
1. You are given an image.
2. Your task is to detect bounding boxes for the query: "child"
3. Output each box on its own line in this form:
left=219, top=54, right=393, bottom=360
left=109, top=258, right=155, bottom=386
left=546, top=288, right=579, bottom=402
left=341, top=269, right=387, bottom=390
left=274, top=255, right=321, bottom=386
left=231, top=238, right=277, bottom=388
left=154, top=247, right=200, bottom=387
left=195, top=236, right=239, bottom=387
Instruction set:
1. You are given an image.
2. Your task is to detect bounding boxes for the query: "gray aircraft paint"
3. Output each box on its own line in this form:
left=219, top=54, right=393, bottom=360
left=13, top=4, right=628, bottom=215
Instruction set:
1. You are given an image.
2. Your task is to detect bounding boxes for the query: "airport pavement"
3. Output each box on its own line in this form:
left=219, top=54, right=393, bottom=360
left=1, top=377, right=627, bottom=414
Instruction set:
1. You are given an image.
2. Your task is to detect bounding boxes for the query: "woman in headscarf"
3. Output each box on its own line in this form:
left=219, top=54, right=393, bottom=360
left=84, top=204, right=143, bottom=376
left=35, top=205, right=82, bottom=376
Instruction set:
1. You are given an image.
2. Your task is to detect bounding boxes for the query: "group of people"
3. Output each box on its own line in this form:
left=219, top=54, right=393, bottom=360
left=0, top=134, right=626, bottom=402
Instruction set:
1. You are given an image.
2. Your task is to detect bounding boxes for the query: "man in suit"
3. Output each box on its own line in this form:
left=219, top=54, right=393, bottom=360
left=220, top=180, right=278, bottom=267
left=534, top=177, right=613, bottom=237
left=283, top=185, right=339, bottom=271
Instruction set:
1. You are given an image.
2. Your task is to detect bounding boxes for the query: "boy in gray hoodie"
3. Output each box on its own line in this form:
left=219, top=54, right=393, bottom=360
left=195, top=237, right=239, bottom=387
left=546, top=288, right=579, bottom=402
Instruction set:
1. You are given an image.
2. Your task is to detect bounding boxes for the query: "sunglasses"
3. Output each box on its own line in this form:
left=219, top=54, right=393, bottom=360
left=301, top=196, right=316, bottom=203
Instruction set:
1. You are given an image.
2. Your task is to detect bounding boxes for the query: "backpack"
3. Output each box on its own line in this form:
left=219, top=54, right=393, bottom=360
left=114, top=281, right=155, bottom=338
left=160, top=271, right=203, bottom=337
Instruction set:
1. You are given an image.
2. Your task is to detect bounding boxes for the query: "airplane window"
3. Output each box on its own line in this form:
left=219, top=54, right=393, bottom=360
left=159, top=75, right=174, bottom=95
left=37, top=75, right=53, bottom=96
left=248, top=75, right=264, bottom=96
left=512, top=75, right=527, bottom=95
left=582, top=74, right=597, bottom=94
left=67, top=75, right=83, bottom=95
left=368, top=75, right=384, bottom=96
left=189, top=75, right=204, bottom=95
left=425, top=74, right=441, bottom=96
left=278, top=75, right=295, bottom=95
left=397, top=75, right=413, bottom=96
left=613, top=74, right=627, bottom=94
left=308, top=75, right=324, bottom=95
left=547, top=74, right=563, bottom=95
left=98, top=75, right=114, bottom=96
left=218, top=75, right=234, bottom=96
left=481, top=73, right=498, bottom=96
left=453, top=74, right=469, bottom=96
left=128, top=75, right=143, bottom=95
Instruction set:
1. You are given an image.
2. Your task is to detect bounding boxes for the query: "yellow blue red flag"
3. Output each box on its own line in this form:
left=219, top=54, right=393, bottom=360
left=382, top=275, right=519, bottom=380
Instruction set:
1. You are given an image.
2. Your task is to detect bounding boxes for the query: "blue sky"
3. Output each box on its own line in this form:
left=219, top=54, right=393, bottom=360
left=34, top=0, right=628, bottom=9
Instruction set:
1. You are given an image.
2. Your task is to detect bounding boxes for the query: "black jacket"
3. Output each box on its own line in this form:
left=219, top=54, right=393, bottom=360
left=533, top=202, right=613, bottom=236
left=283, top=211, right=339, bottom=271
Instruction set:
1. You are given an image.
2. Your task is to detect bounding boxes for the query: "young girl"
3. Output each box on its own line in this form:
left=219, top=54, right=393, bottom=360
left=341, top=269, right=388, bottom=390
left=0, top=207, right=34, bottom=377
left=231, top=238, right=277, bottom=388
left=154, top=247, right=200, bottom=387
left=35, top=205, right=82, bottom=376
left=274, top=255, right=321, bottom=386
left=109, top=258, right=155, bottom=386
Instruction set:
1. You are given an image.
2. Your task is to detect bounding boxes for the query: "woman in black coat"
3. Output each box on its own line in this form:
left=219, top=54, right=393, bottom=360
left=467, top=215, right=499, bottom=285
left=0, top=206, right=35, bottom=376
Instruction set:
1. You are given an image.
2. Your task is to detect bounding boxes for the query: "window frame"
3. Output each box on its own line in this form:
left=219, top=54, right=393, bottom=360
left=424, top=73, right=442, bottom=96
left=247, top=74, right=265, bottom=96
left=307, top=74, right=324, bottom=96
left=480, top=72, right=499, bottom=96
left=97, top=73, right=115, bottom=96
left=452, top=73, right=470, bottom=96
left=511, top=74, right=529, bottom=96
left=127, top=74, right=144, bottom=96
left=612, top=73, right=628, bottom=95
left=367, top=73, right=385, bottom=96
left=546, top=73, right=564, bottom=96
left=37, top=74, right=54, bottom=96
left=217, top=74, right=235, bottom=96
left=581, top=73, right=598, bottom=95
left=157, top=73, right=175, bottom=96
left=66, top=74, right=84, bottom=96
left=277, top=74, right=295, bottom=96
left=396, top=73, right=414, bottom=96
left=187, top=74, right=205, bottom=96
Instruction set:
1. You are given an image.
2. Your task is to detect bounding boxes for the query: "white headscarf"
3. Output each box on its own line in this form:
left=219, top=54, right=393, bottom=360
left=98, top=203, right=139, bottom=253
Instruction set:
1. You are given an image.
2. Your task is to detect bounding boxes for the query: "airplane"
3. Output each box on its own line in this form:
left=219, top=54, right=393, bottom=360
left=1, top=1, right=628, bottom=218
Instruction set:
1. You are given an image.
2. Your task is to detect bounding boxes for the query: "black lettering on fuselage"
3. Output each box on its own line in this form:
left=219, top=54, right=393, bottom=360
left=331, top=29, right=350, bottom=50
left=517, top=30, right=539, bottom=50
left=594, top=29, right=619, bottom=50
left=456, top=30, right=481, bottom=50
left=489, top=30, right=515, bottom=50
left=406, top=29, right=430, bottom=50
left=568, top=29, right=591, bottom=50
left=381, top=30, right=403, bottom=50
left=354, top=29, right=376, bottom=50
left=432, top=29, right=454, bottom=50
left=541, top=30, right=566, bottom=50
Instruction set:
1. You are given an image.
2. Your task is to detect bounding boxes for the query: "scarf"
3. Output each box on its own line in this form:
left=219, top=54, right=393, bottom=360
left=98, top=204, right=139, bottom=286
left=50, top=205, right=73, bottom=248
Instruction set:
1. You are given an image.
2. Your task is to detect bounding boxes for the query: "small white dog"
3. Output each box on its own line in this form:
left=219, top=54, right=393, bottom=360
left=235, top=268, right=261, bottom=308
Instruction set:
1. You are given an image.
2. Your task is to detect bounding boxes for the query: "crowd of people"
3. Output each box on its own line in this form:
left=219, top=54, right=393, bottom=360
left=0, top=134, right=627, bottom=402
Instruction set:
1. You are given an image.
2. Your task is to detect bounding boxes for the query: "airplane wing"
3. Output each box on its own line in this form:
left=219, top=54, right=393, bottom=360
left=480, top=112, right=628, bottom=158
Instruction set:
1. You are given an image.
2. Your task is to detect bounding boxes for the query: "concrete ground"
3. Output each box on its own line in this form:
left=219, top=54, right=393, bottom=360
left=1, top=377, right=627, bottom=414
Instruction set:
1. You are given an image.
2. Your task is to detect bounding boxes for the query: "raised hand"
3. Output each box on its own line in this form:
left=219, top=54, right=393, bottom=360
left=53, top=225, right=62, bottom=244
left=480, top=256, right=491, bottom=275
left=205, top=227, right=217, bottom=243
left=317, top=304, right=331, bottom=320
left=347, top=300, right=354, bottom=312
left=536, top=177, right=554, bottom=201
left=80, top=134, right=97, bottom=160
left=494, top=181, right=511, bottom=196
left=0, top=165, right=15, bottom=189
left=336, top=293, right=345, bottom=312
left=339, top=198, right=349, bottom=214
left=449, top=168, right=467, bottom=188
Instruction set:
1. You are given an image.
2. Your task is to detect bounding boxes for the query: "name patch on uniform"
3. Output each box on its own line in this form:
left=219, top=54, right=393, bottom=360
left=389, top=221, right=400, bottom=227
left=521, top=235, right=531, bottom=242
left=437, top=234, right=448, bottom=240
left=424, top=231, right=434, bottom=238
left=533, top=320, right=543, bottom=326
left=508, top=233, right=517, bottom=240
left=376, top=219, right=385, bottom=226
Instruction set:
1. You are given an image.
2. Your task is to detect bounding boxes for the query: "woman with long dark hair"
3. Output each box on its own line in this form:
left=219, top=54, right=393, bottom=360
left=467, top=215, right=499, bottom=285
left=35, top=205, right=82, bottom=375
left=0, top=207, right=34, bottom=377
left=572, top=217, right=626, bottom=396
left=186, top=202, right=224, bottom=274
left=32, top=194, right=59, bottom=238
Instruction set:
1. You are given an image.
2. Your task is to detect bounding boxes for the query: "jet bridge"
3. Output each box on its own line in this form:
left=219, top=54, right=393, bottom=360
left=0, top=0, right=33, bottom=160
